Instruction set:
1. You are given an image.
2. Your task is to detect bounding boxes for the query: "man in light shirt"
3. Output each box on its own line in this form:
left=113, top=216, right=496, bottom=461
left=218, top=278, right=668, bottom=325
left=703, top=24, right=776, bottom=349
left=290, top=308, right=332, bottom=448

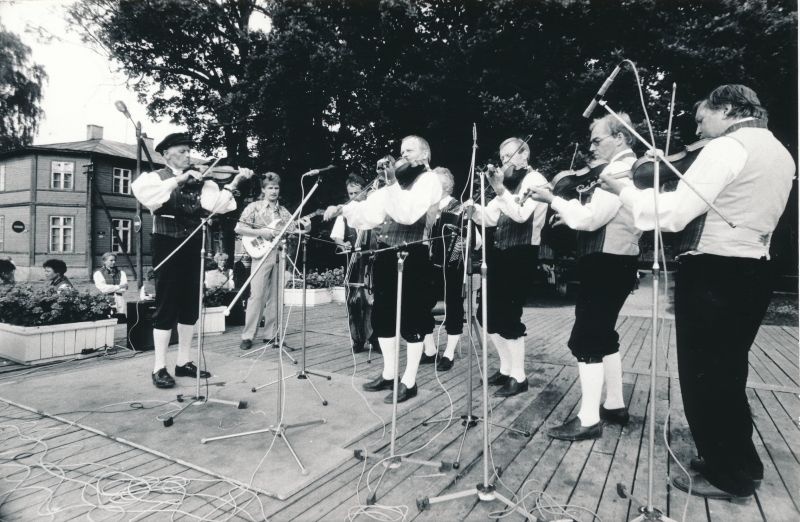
left=602, top=85, right=795, bottom=500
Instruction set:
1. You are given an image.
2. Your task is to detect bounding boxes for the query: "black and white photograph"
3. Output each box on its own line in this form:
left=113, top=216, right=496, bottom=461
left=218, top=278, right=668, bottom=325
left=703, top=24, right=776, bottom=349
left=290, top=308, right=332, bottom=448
left=0, top=0, right=797, bottom=520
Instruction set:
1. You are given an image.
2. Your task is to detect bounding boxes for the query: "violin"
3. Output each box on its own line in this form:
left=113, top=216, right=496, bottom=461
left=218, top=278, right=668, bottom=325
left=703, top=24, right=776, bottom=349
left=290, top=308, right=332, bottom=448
left=631, top=139, right=710, bottom=190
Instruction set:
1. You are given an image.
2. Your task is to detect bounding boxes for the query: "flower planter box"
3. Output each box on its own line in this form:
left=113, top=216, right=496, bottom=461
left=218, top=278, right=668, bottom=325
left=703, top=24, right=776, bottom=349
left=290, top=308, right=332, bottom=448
left=202, top=306, right=226, bottom=335
left=330, top=286, right=346, bottom=304
left=283, top=288, right=332, bottom=307
left=0, top=318, right=118, bottom=364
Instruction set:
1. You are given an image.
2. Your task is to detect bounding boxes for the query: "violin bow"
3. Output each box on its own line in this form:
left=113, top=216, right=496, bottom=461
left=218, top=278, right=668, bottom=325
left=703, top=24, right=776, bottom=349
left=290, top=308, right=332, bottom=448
left=568, top=142, right=579, bottom=171
left=665, top=82, right=677, bottom=155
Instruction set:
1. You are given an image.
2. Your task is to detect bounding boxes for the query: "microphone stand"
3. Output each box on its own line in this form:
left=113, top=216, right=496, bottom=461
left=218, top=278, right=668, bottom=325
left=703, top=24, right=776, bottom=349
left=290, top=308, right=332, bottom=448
left=417, top=169, right=534, bottom=520
left=156, top=165, right=248, bottom=428
left=251, top=231, right=332, bottom=405
left=594, top=99, right=679, bottom=522
left=353, top=248, right=450, bottom=506
left=422, top=125, right=530, bottom=470
left=202, top=239, right=325, bottom=474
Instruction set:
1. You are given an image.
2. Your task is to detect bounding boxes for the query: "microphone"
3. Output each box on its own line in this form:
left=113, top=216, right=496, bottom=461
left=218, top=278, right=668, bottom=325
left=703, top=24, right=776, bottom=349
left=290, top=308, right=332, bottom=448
left=305, top=165, right=336, bottom=176
left=582, top=64, right=623, bottom=118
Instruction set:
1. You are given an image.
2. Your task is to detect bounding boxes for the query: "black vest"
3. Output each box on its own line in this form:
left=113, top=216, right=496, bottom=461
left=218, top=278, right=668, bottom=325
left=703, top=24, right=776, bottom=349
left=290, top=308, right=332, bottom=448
left=152, top=168, right=205, bottom=238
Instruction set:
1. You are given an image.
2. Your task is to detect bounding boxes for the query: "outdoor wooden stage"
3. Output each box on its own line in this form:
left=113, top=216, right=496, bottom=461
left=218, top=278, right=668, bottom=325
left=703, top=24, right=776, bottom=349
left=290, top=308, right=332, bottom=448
left=1, top=300, right=798, bottom=521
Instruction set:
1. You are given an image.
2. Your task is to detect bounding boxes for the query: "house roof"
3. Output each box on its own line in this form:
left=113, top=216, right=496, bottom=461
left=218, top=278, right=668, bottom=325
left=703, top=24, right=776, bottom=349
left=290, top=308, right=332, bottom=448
left=26, top=138, right=167, bottom=163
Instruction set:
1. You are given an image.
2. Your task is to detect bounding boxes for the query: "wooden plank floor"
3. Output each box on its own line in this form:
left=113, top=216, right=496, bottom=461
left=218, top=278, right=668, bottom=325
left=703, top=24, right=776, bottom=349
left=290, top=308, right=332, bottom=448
left=0, top=301, right=797, bottom=521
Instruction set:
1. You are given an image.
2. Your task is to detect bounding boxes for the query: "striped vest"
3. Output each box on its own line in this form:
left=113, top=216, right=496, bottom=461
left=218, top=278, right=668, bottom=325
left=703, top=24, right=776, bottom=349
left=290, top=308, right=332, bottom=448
left=378, top=215, right=427, bottom=247
left=151, top=168, right=205, bottom=238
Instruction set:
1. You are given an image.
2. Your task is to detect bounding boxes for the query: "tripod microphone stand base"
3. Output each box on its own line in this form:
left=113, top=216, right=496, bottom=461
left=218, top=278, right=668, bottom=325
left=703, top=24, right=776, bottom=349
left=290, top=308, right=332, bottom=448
left=240, top=341, right=298, bottom=364
left=354, top=448, right=452, bottom=505
left=253, top=369, right=332, bottom=405
left=617, top=484, right=678, bottom=522
left=162, top=394, right=248, bottom=427
left=417, top=482, right=534, bottom=520
left=201, top=418, right=326, bottom=474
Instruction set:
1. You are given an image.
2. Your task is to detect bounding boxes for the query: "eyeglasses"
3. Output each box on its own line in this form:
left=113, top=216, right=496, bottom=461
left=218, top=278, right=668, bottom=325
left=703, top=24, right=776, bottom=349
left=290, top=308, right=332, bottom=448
left=590, top=134, right=613, bottom=146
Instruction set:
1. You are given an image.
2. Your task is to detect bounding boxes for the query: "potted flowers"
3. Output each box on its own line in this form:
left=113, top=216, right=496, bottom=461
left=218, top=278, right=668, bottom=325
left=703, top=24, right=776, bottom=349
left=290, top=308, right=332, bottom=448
left=327, top=267, right=347, bottom=303
left=0, top=285, right=116, bottom=363
left=202, top=287, right=234, bottom=335
left=284, top=267, right=344, bottom=307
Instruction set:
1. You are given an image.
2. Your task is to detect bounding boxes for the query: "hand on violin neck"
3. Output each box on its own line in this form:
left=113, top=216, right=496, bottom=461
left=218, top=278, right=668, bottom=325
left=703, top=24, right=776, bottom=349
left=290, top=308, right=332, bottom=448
left=323, top=204, right=342, bottom=221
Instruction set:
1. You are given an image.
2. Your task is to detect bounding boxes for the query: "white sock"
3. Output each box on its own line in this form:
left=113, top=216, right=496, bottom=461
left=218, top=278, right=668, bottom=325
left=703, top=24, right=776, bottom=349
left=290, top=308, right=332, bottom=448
left=490, top=333, right=510, bottom=375
left=603, top=352, right=625, bottom=409
left=443, top=334, right=459, bottom=360
left=153, top=328, right=171, bottom=373
left=378, top=337, right=397, bottom=380
left=423, top=333, right=438, bottom=356
left=577, top=362, right=604, bottom=426
left=401, top=342, right=424, bottom=388
left=176, top=323, right=195, bottom=366
left=507, top=337, right=527, bottom=383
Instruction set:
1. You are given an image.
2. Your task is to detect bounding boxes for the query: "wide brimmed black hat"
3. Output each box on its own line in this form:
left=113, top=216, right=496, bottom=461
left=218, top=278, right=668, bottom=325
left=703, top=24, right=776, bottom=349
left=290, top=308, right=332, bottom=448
left=155, top=132, right=193, bottom=154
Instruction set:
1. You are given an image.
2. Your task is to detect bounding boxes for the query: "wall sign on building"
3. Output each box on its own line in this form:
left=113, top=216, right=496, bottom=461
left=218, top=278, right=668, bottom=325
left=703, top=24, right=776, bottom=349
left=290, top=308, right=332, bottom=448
left=11, top=221, right=25, bottom=233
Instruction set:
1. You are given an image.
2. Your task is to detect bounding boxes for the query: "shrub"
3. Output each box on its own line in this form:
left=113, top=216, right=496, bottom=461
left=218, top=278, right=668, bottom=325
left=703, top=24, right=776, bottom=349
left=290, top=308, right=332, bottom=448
left=285, top=267, right=345, bottom=289
left=0, top=285, right=113, bottom=327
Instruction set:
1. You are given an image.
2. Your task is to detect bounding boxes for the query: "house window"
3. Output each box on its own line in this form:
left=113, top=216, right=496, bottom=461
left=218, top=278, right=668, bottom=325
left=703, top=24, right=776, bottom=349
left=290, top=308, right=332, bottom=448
left=0, top=216, right=4, bottom=251
left=0, top=165, right=5, bottom=191
left=111, top=218, right=132, bottom=254
left=112, top=168, right=132, bottom=194
left=51, top=161, right=74, bottom=190
left=49, top=216, right=74, bottom=253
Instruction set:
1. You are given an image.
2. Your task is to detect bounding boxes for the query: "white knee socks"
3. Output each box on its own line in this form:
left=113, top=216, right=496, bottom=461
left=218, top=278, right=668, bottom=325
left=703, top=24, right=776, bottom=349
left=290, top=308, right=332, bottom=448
left=176, top=323, right=195, bottom=366
left=443, top=334, right=459, bottom=360
left=490, top=333, right=510, bottom=376
left=507, top=337, right=527, bottom=383
left=401, top=342, right=424, bottom=388
left=423, top=333, right=438, bottom=356
left=379, top=337, right=397, bottom=380
left=153, top=328, right=171, bottom=373
left=577, top=362, right=604, bottom=426
left=602, top=352, right=625, bottom=409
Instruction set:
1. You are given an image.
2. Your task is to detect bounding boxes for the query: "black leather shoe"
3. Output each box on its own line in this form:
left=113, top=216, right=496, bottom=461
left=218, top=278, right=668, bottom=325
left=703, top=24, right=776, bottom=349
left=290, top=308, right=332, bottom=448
left=436, top=356, right=454, bottom=372
left=672, top=474, right=753, bottom=501
left=600, top=405, right=630, bottom=426
left=240, top=339, right=253, bottom=351
left=363, top=376, right=394, bottom=392
left=486, top=370, right=510, bottom=386
left=547, top=417, right=602, bottom=441
left=385, top=383, right=417, bottom=404
left=152, top=368, right=175, bottom=388
left=689, top=456, right=763, bottom=484
left=175, top=362, right=211, bottom=378
left=419, top=353, right=437, bottom=364
left=352, top=344, right=366, bottom=354
left=494, top=377, right=528, bottom=397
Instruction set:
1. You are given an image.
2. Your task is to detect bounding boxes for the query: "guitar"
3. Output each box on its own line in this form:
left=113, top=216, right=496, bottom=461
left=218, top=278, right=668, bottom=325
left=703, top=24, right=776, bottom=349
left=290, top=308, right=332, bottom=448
left=241, top=209, right=324, bottom=259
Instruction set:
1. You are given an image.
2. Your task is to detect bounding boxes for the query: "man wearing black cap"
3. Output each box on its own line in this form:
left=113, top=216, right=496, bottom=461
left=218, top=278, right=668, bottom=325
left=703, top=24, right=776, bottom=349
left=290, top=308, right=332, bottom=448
left=132, top=132, right=251, bottom=388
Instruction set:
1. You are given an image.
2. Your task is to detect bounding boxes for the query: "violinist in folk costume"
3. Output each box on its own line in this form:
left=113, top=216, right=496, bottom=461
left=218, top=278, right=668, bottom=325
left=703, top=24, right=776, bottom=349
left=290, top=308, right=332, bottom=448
left=331, top=173, right=378, bottom=354
left=527, top=112, right=641, bottom=441
left=465, top=138, right=548, bottom=397
left=132, top=132, right=251, bottom=388
left=602, top=85, right=795, bottom=500
left=93, top=252, right=128, bottom=315
left=236, top=172, right=295, bottom=351
left=420, top=167, right=472, bottom=372
left=324, top=136, right=442, bottom=403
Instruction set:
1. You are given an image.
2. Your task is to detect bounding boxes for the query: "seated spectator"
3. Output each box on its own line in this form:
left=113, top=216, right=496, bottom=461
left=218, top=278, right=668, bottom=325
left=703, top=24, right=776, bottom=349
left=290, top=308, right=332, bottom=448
left=205, top=252, right=234, bottom=290
left=0, top=257, right=15, bottom=286
left=93, top=252, right=128, bottom=315
left=43, top=259, right=73, bottom=292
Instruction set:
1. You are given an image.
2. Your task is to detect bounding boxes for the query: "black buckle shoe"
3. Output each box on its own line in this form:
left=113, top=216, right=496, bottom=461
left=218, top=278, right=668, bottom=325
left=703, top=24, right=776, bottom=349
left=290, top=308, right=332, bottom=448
left=546, top=417, right=602, bottom=441
left=175, top=362, right=211, bottom=379
left=419, top=353, right=437, bottom=365
left=240, top=339, right=253, bottom=351
left=352, top=344, right=366, bottom=354
left=436, top=356, right=454, bottom=372
left=363, top=376, right=394, bottom=392
left=385, top=383, right=417, bottom=404
left=494, top=377, right=528, bottom=397
left=600, top=405, right=630, bottom=426
left=689, top=456, right=763, bottom=485
left=486, top=370, right=510, bottom=386
left=152, top=368, right=175, bottom=388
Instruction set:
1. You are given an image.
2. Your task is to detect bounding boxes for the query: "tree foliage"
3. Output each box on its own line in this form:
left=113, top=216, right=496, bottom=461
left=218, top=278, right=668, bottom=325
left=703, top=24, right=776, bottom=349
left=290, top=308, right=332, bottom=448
left=0, top=25, right=46, bottom=153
